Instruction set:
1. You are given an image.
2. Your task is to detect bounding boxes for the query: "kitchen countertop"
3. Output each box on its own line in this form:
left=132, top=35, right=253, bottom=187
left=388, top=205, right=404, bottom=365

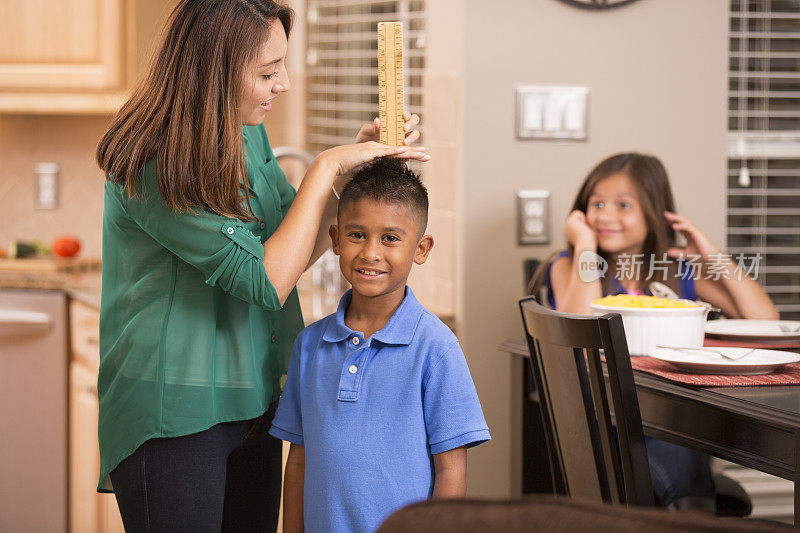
left=0, top=270, right=102, bottom=310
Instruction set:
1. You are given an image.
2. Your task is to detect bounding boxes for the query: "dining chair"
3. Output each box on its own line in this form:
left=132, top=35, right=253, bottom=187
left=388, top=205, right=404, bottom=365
left=377, top=496, right=789, bottom=533
left=518, top=296, right=654, bottom=506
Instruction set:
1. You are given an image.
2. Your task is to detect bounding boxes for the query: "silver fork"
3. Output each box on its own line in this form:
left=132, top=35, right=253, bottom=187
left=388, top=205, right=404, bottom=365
left=655, top=344, right=756, bottom=361
left=779, top=324, right=800, bottom=333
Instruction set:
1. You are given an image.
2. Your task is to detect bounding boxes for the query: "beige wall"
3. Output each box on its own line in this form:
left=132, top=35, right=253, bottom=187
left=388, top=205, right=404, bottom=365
left=456, top=0, right=729, bottom=497
left=0, top=115, right=111, bottom=257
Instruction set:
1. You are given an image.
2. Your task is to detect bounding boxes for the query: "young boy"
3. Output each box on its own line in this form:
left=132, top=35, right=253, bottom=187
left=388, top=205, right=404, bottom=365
left=269, top=158, right=490, bottom=533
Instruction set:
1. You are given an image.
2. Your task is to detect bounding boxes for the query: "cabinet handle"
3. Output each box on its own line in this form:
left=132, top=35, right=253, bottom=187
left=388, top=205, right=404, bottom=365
left=0, top=309, right=52, bottom=336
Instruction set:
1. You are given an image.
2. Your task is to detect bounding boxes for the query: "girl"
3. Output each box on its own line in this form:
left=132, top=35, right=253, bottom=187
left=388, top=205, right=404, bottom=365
left=544, top=152, right=778, bottom=512
left=548, top=152, right=778, bottom=319
left=95, top=1, right=428, bottom=531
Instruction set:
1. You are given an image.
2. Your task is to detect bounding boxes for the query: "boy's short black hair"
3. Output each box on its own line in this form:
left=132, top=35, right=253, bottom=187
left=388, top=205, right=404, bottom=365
left=338, top=157, right=429, bottom=235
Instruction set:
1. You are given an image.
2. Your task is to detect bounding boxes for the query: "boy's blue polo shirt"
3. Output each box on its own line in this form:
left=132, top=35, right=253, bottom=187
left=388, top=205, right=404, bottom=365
left=270, top=287, right=490, bottom=533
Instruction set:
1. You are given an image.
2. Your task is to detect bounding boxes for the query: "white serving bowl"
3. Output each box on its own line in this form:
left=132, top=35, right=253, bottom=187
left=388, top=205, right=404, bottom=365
left=589, top=301, right=708, bottom=356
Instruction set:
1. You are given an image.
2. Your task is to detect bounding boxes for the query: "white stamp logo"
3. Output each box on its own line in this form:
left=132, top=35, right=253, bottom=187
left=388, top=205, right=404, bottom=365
left=578, top=250, right=608, bottom=283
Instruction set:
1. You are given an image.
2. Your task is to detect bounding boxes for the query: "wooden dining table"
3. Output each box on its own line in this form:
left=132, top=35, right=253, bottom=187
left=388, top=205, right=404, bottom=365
left=499, top=337, right=800, bottom=526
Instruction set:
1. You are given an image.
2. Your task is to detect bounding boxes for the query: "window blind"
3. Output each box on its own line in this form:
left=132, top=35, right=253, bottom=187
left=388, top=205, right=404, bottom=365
left=727, top=0, right=800, bottom=319
left=305, top=0, right=426, bottom=152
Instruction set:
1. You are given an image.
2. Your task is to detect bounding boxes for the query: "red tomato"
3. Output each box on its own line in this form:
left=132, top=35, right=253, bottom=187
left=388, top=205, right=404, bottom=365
left=51, top=236, right=81, bottom=258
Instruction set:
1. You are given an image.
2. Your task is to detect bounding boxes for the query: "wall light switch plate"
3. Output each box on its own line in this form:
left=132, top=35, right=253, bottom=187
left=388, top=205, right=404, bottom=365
left=517, top=190, right=550, bottom=245
left=516, top=85, right=589, bottom=140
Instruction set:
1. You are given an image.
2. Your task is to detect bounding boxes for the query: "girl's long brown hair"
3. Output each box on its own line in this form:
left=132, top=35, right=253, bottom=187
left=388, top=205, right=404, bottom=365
left=96, top=0, right=293, bottom=221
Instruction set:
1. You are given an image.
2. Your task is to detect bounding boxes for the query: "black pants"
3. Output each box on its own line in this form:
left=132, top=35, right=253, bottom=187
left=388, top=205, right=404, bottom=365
left=110, top=401, right=282, bottom=533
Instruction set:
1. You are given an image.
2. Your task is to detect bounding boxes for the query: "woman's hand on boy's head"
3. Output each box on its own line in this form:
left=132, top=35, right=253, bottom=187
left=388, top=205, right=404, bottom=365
left=663, top=211, right=721, bottom=261
left=565, top=209, right=597, bottom=249
left=355, top=112, right=421, bottom=146
left=318, top=142, right=427, bottom=175
left=318, top=142, right=430, bottom=194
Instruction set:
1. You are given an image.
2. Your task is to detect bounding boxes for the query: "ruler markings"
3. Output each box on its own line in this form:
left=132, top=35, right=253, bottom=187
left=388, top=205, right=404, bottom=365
left=378, top=22, right=404, bottom=146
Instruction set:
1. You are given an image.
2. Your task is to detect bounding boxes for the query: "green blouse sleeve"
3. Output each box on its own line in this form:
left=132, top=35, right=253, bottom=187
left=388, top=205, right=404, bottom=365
left=115, top=160, right=283, bottom=310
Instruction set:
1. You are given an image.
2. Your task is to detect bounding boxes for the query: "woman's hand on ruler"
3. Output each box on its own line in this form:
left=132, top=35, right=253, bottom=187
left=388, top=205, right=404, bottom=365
left=663, top=211, right=721, bottom=261
left=355, top=112, right=421, bottom=145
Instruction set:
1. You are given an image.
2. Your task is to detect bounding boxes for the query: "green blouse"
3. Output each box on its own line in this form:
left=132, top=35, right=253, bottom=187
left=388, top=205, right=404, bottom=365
left=97, top=125, right=303, bottom=491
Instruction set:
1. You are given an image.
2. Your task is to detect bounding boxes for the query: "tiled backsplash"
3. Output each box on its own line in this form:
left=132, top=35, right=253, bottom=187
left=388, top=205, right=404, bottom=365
left=0, top=115, right=110, bottom=257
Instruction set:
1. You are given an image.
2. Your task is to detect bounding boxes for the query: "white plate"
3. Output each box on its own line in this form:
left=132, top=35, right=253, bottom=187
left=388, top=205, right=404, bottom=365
left=705, top=320, right=800, bottom=341
left=649, top=347, right=800, bottom=375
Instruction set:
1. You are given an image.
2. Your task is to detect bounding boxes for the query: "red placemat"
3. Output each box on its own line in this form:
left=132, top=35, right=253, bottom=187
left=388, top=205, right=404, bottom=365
left=629, top=356, right=800, bottom=387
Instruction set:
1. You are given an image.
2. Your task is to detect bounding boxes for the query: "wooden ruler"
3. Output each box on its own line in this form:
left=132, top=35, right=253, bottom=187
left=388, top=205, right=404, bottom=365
left=377, top=22, right=404, bottom=146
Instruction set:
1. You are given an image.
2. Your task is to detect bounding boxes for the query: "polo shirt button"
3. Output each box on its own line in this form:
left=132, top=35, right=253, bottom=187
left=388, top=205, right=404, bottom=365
left=271, top=333, right=277, bottom=343
left=260, top=222, right=266, bottom=230
left=349, top=365, right=358, bottom=374
left=352, top=337, right=360, bottom=345
left=227, top=227, right=235, bottom=235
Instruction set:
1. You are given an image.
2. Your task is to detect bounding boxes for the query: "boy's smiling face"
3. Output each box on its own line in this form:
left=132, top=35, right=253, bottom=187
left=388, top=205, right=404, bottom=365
left=330, top=198, right=433, bottom=302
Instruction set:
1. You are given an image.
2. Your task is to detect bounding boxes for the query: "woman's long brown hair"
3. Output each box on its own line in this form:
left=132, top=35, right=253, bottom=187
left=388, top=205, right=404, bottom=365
left=96, top=0, right=293, bottom=221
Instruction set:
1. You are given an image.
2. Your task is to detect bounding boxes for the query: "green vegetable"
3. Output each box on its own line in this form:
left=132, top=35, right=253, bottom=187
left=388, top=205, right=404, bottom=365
left=9, top=240, right=49, bottom=259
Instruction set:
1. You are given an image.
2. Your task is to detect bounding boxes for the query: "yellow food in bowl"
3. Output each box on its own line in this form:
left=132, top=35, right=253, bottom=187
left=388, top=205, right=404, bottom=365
left=592, top=294, right=701, bottom=309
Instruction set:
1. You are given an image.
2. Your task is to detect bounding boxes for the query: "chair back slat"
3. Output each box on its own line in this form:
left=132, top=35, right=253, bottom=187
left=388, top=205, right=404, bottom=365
left=519, top=297, right=655, bottom=507
left=584, top=347, right=624, bottom=504
left=598, top=315, right=654, bottom=505
left=524, top=337, right=568, bottom=495
left=529, top=337, right=604, bottom=500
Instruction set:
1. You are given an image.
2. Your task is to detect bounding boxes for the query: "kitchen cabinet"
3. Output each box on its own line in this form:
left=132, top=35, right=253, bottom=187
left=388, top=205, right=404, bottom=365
left=0, top=0, right=172, bottom=114
left=0, top=0, right=125, bottom=92
left=70, top=362, right=102, bottom=533
left=69, top=299, right=125, bottom=533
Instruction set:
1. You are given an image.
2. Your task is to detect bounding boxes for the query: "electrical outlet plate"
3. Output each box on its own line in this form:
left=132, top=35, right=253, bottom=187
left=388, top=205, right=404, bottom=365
left=517, top=190, right=550, bottom=245
left=34, top=162, right=59, bottom=210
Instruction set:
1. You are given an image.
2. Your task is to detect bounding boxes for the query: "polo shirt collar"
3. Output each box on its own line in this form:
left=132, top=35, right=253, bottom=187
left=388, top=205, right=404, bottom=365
left=321, top=287, right=424, bottom=346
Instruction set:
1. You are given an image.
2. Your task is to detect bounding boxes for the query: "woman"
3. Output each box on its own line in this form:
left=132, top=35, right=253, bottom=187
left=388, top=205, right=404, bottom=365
left=95, top=1, right=428, bottom=530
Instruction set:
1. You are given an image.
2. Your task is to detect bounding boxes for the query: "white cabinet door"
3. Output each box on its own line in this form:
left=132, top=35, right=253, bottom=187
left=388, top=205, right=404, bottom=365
left=0, top=0, right=125, bottom=90
left=70, top=361, right=101, bottom=533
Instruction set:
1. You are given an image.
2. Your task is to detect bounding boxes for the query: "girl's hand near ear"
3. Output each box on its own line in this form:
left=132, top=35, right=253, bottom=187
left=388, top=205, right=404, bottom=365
left=355, top=112, right=422, bottom=146
left=663, top=211, right=721, bottom=261
left=565, top=210, right=597, bottom=250
left=552, top=210, right=602, bottom=314
left=665, top=211, right=779, bottom=320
